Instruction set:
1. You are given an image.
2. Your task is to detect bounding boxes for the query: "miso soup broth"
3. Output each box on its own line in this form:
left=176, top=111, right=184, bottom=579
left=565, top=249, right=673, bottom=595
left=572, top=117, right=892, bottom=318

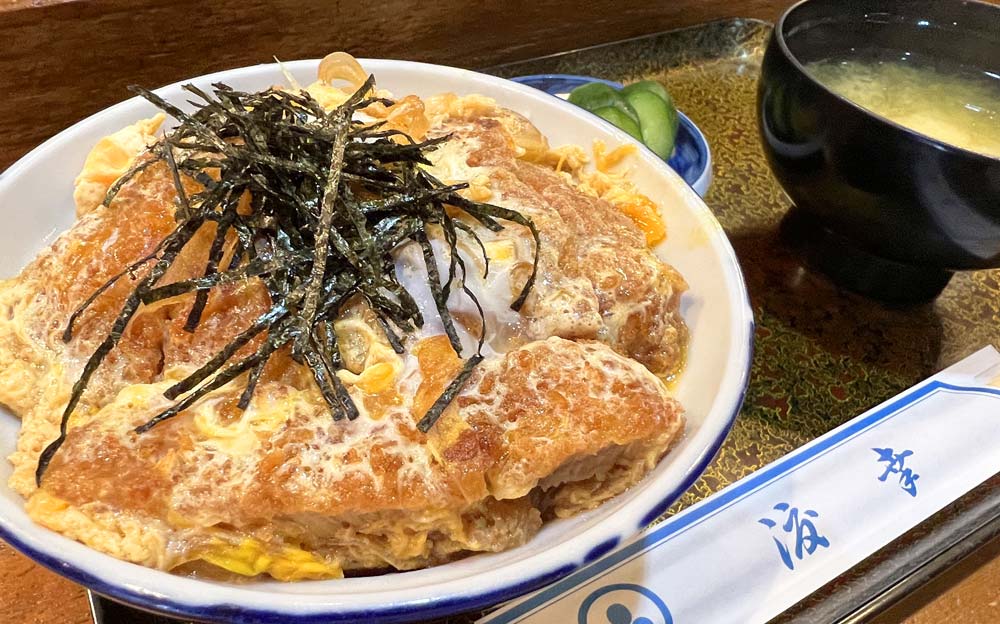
left=806, top=54, right=1000, bottom=158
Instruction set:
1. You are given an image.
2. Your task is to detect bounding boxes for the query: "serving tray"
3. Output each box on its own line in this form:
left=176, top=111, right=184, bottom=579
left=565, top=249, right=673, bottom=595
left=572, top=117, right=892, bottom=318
left=90, top=17, right=1000, bottom=623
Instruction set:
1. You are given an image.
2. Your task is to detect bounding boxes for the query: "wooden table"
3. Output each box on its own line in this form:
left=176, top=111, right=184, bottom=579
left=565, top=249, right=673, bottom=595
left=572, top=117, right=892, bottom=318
left=1, top=2, right=998, bottom=623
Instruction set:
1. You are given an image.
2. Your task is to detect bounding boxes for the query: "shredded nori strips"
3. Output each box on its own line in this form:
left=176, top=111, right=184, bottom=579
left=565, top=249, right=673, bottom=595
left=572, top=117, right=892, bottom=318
left=35, top=75, right=539, bottom=485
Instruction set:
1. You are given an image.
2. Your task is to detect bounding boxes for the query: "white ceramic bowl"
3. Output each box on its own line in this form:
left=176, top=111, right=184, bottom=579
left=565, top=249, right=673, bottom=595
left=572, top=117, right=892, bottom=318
left=0, top=59, right=753, bottom=623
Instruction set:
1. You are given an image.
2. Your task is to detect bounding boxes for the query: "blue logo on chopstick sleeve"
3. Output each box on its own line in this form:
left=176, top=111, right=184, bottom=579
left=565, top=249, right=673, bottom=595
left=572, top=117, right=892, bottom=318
left=758, top=503, right=830, bottom=570
left=873, top=447, right=919, bottom=496
left=577, top=583, right=672, bottom=624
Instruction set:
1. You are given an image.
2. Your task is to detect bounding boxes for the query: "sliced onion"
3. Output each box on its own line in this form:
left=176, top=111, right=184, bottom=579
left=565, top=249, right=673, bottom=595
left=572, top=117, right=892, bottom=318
left=318, top=52, right=368, bottom=90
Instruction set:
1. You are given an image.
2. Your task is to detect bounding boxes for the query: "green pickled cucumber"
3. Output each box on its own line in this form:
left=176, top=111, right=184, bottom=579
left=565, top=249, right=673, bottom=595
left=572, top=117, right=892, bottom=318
left=622, top=89, right=679, bottom=159
left=590, top=106, right=643, bottom=140
left=622, top=80, right=673, bottom=103
left=568, top=82, right=639, bottom=124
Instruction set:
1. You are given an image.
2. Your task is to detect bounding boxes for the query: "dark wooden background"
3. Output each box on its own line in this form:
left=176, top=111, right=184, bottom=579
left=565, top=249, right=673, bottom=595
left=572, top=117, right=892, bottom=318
left=0, top=0, right=791, bottom=172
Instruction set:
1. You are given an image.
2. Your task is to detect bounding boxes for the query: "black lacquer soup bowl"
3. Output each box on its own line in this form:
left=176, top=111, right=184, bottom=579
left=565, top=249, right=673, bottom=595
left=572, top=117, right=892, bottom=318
left=759, top=0, right=1000, bottom=303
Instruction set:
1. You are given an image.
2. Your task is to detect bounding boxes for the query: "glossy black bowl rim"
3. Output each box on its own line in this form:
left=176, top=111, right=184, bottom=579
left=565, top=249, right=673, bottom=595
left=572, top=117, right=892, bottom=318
left=773, top=0, right=1000, bottom=165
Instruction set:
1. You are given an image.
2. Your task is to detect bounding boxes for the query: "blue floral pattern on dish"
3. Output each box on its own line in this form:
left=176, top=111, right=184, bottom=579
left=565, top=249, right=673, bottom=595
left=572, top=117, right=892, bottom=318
left=510, top=74, right=712, bottom=196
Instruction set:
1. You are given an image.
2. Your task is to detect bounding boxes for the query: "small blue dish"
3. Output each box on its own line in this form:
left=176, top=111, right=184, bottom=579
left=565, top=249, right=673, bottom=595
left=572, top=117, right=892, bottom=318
left=510, top=74, right=712, bottom=196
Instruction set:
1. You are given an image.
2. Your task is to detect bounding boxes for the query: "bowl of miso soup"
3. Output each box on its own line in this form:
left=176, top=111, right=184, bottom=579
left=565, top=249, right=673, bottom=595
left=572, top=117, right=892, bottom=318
left=758, top=0, right=1000, bottom=303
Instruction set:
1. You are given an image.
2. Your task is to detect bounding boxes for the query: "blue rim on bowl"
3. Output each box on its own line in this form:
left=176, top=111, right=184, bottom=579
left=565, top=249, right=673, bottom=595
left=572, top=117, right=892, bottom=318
left=510, top=74, right=713, bottom=197
left=0, top=59, right=750, bottom=624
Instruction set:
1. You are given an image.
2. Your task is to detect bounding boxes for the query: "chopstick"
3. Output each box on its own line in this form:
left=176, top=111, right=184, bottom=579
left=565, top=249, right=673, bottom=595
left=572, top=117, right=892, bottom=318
left=771, top=472, right=1000, bottom=624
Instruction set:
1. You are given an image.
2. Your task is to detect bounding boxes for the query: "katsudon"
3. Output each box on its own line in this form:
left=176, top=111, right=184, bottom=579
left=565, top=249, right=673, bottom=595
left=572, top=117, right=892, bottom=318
left=0, top=53, right=687, bottom=581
